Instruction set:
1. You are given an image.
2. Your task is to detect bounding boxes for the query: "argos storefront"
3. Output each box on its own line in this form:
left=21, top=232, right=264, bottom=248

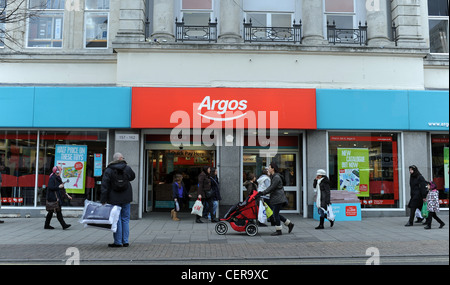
left=131, top=87, right=317, bottom=216
left=1, top=86, right=448, bottom=219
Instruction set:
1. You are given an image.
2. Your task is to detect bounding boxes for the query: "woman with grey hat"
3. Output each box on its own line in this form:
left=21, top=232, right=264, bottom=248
left=314, top=169, right=334, bottom=229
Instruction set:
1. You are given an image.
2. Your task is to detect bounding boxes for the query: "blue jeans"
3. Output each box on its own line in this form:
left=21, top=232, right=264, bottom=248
left=114, top=203, right=130, bottom=245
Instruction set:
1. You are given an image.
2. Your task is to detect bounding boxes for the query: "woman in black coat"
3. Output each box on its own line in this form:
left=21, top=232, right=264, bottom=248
left=314, top=169, right=334, bottom=229
left=197, top=166, right=217, bottom=223
left=44, top=166, right=71, bottom=230
left=405, top=165, right=428, bottom=226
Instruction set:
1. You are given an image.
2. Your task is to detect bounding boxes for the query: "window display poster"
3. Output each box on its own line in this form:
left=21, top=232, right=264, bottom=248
left=445, top=147, right=449, bottom=193
left=55, top=145, right=87, bottom=194
left=94, top=153, right=103, bottom=177
left=337, top=148, right=370, bottom=197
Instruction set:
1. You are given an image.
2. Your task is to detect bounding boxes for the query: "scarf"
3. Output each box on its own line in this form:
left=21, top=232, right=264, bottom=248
left=315, top=177, right=325, bottom=210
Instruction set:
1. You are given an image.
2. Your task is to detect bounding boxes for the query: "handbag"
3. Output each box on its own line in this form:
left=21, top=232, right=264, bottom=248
left=46, top=200, right=60, bottom=212
left=421, top=202, right=429, bottom=218
left=191, top=199, right=204, bottom=216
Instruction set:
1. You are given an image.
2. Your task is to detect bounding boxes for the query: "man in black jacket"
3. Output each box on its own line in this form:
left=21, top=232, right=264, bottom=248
left=101, top=152, right=136, bottom=247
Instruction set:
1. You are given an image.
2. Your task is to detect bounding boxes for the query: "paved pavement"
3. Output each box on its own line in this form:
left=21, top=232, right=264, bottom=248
left=0, top=212, right=448, bottom=265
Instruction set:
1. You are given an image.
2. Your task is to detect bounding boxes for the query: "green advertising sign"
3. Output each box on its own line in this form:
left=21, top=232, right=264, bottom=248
left=337, top=148, right=370, bottom=197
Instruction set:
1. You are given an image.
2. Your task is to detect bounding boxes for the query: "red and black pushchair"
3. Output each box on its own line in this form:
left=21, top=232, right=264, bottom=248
left=215, top=191, right=260, bottom=236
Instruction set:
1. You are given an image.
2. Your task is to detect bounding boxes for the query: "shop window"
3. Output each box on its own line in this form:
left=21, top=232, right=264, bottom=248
left=85, top=0, right=109, bottom=48
left=428, top=0, right=449, bottom=53
left=149, top=149, right=216, bottom=210
left=27, top=0, right=65, bottom=48
left=37, top=131, right=107, bottom=207
left=431, top=134, right=449, bottom=209
left=0, top=131, right=38, bottom=207
left=328, top=132, right=400, bottom=209
left=1, top=130, right=107, bottom=208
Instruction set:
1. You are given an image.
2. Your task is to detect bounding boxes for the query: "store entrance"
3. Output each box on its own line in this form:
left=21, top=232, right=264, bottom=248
left=144, top=149, right=216, bottom=212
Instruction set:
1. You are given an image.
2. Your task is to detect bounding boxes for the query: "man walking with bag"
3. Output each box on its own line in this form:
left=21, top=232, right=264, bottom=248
left=101, top=152, right=135, bottom=248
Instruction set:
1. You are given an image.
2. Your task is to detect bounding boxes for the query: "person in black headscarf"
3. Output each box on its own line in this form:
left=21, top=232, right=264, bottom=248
left=405, top=165, right=428, bottom=227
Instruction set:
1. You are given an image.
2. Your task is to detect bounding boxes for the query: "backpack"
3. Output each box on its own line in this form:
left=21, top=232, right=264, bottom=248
left=110, top=168, right=128, bottom=192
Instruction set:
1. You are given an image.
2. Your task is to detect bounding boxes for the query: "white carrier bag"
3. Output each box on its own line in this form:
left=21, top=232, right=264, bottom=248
left=79, top=200, right=122, bottom=233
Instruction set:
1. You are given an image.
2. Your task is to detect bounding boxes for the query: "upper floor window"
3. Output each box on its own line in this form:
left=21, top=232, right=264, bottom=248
left=244, top=0, right=295, bottom=27
left=85, top=0, right=109, bottom=48
left=180, top=0, right=214, bottom=26
left=428, top=0, right=449, bottom=53
left=325, top=0, right=355, bottom=29
left=27, top=0, right=65, bottom=48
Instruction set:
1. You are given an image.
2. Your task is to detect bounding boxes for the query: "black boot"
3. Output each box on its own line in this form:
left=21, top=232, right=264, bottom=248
left=44, top=211, right=55, bottom=229
left=315, top=217, right=325, bottom=229
left=271, top=226, right=282, bottom=236
left=56, top=211, right=71, bottom=230
left=196, top=215, right=203, bottom=223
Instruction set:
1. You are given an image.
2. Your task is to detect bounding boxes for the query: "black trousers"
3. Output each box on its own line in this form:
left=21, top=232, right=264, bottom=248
left=408, top=206, right=422, bottom=224
left=425, top=212, right=444, bottom=226
left=45, top=210, right=68, bottom=227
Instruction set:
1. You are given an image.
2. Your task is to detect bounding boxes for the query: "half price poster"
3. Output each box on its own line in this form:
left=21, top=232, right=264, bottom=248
left=55, top=145, right=87, bottom=194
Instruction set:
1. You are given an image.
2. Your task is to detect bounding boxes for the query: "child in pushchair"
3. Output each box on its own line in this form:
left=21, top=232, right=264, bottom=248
left=215, top=191, right=262, bottom=236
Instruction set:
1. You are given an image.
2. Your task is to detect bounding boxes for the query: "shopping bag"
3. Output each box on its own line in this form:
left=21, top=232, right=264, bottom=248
left=258, top=200, right=267, bottom=223
left=191, top=199, right=204, bottom=216
left=415, top=208, right=423, bottom=219
left=263, top=202, right=273, bottom=218
left=79, top=200, right=122, bottom=233
left=327, top=204, right=335, bottom=221
left=421, top=202, right=429, bottom=219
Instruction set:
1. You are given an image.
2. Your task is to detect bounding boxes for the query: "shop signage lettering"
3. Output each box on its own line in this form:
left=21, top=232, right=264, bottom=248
left=197, top=96, right=248, bottom=120
left=116, top=134, right=139, bottom=141
left=131, top=87, right=317, bottom=130
left=132, top=87, right=316, bottom=156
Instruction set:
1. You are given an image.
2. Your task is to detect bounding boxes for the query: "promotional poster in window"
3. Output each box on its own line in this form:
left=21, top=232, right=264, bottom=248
left=337, top=148, right=370, bottom=198
left=55, top=145, right=87, bottom=194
